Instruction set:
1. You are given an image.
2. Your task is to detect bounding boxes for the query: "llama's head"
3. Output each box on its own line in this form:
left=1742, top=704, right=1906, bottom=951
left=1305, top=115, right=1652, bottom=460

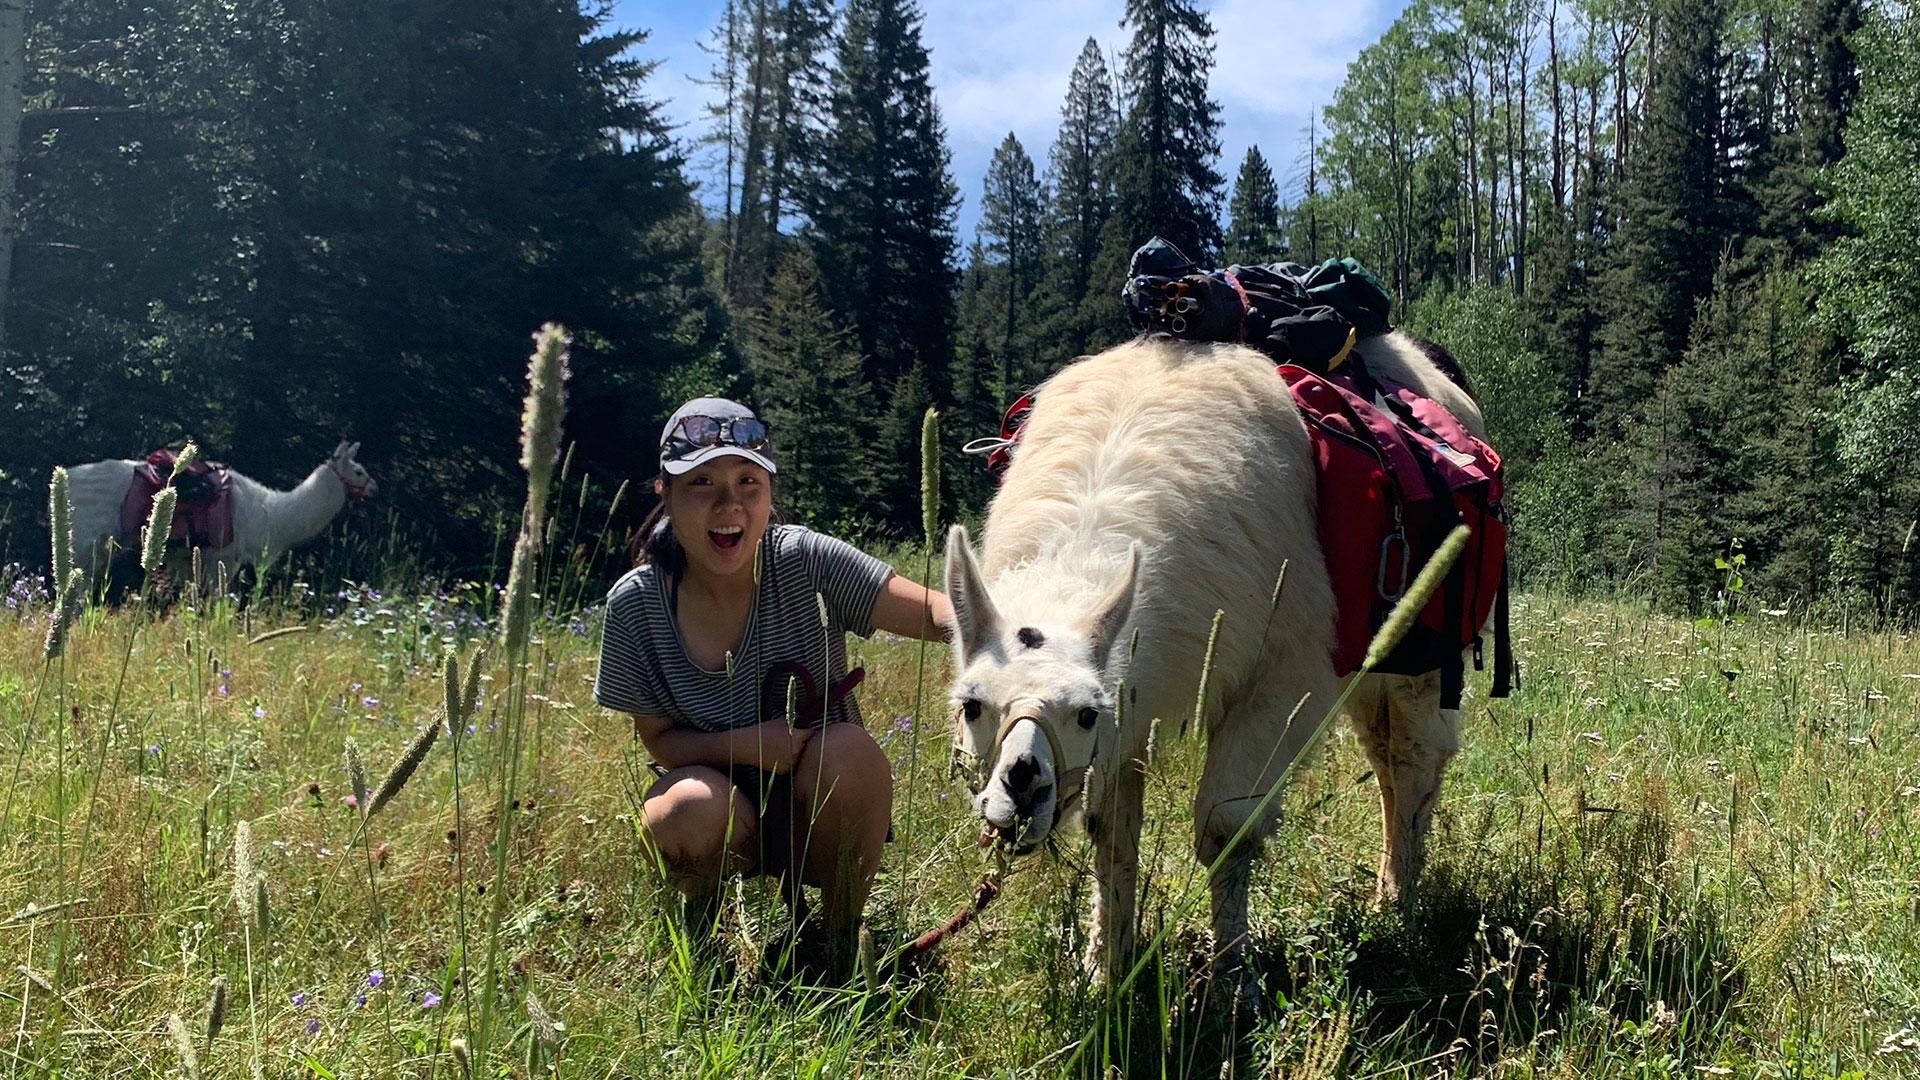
left=944, top=524, right=1139, bottom=855
left=329, top=441, right=377, bottom=501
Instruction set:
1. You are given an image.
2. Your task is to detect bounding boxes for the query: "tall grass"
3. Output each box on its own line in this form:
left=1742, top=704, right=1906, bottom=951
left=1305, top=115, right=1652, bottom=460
left=5, top=429, right=1919, bottom=1074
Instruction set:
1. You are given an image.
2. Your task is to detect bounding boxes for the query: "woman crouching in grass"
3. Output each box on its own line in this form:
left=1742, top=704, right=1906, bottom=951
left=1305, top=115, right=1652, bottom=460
left=593, top=396, right=952, bottom=977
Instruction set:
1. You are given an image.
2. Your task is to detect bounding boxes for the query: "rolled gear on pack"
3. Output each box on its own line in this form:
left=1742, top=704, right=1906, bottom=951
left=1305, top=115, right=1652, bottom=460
left=1121, top=236, right=1393, bottom=373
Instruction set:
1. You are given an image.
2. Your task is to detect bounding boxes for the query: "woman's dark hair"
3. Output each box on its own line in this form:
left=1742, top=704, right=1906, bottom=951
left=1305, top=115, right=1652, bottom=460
left=631, top=473, right=686, bottom=577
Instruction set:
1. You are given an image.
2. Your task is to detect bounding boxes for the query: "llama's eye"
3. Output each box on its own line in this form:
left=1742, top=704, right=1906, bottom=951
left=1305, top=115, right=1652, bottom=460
left=1077, top=707, right=1099, bottom=730
left=962, top=699, right=983, bottom=722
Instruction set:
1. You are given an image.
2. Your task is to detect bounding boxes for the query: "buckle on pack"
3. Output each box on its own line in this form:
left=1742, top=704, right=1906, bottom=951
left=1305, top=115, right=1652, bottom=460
left=1378, top=527, right=1411, bottom=602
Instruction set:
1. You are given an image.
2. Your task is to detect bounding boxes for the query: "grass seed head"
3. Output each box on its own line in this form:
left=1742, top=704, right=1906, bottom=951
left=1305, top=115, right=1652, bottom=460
left=500, top=534, right=538, bottom=659
left=368, top=720, right=441, bottom=816
left=171, top=441, right=200, bottom=479
left=167, top=1013, right=201, bottom=1080
left=460, top=648, right=485, bottom=727
left=204, top=975, right=229, bottom=1047
left=345, top=739, right=368, bottom=810
left=451, top=1036, right=471, bottom=1074
left=520, top=323, right=572, bottom=514
left=230, top=821, right=254, bottom=913
left=526, top=988, right=561, bottom=1048
left=1189, top=608, right=1226, bottom=738
left=142, top=487, right=179, bottom=576
left=443, top=652, right=461, bottom=734
left=43, top=568, right=84, bottom=660
left=49, top=467, right=72, bottom=586
left=254, top=875, right=270, bottom=935
left=1364, top=524, right=1473, bottom=673
left=921, top=406, right=941, bottom=547
left=859, top=924, right=880, bottom=993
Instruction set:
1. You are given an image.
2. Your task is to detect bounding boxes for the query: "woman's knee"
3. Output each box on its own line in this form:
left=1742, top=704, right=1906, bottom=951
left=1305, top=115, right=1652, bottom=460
left=643, top=768, right=755, bottom=860
left=791, top=724, right=893, bottom=818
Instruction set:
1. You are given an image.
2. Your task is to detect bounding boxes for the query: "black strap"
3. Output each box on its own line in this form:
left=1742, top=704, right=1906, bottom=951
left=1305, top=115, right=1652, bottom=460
left=1491, top=556, right=1515, bottom=698
left=1439, top=555, right=1466, bottom=710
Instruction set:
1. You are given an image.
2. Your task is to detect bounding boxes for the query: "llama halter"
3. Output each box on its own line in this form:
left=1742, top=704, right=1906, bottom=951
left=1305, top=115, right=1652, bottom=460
left=332, top=460, right=372, bottom=501
left=948, top=695, right=1102, bottom=827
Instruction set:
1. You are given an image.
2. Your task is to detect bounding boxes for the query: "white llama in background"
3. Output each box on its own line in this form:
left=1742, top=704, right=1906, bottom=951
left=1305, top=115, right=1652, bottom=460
left=63, top=440, right=376, bottom=589
left=944, top=332, right=1486, bottom=1000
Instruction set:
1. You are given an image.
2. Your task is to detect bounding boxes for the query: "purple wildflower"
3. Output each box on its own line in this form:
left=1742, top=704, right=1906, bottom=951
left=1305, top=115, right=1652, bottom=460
left=305, top=1019, right=320, bottom=1035
left=367, top=970, right=384, bottom=988
left=291, top=992, right=308, bottom=1007
left=422, top=992, right=441, bottom=1009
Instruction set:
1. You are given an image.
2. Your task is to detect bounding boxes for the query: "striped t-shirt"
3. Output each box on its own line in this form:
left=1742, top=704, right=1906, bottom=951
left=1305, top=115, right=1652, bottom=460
left=593, top=524, right=896, bottom=732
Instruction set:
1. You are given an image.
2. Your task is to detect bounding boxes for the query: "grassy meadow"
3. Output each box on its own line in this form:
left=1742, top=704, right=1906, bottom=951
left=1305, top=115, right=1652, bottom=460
left=2, top=544, right=1919, bottom=1078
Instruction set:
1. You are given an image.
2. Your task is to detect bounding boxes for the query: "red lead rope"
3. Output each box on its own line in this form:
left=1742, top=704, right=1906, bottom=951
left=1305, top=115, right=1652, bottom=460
left=905, top=875, right=1002, bottom=956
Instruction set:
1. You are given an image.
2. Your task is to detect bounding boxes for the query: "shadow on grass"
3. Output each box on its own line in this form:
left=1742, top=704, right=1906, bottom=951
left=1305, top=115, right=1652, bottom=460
left=1082, top=800, right=1746, bottom=1078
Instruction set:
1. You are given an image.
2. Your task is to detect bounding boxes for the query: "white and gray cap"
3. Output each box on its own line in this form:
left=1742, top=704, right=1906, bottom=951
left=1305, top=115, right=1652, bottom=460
left=659, top=396, right=778, bottom=476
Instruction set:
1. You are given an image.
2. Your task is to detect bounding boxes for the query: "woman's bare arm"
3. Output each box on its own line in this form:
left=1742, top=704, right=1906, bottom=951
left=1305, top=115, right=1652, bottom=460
left=869, top=572, right=953, bottom=642
left=631, top=710, right=815, bottom=774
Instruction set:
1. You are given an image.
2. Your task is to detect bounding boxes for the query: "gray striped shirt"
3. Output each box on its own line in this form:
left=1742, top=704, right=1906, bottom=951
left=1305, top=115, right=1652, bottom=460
left=592, top=524, right=896, bottom=732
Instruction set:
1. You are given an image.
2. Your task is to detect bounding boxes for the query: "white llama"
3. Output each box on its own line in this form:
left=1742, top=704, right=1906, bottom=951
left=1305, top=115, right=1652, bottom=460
left=944, top=332, right=1486, bottom=995
left=64, top=441, right=376, bottom=589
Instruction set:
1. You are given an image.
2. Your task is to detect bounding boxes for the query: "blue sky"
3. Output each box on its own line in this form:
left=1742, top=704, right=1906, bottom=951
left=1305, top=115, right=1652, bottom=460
left=611, top=0, right=1410, bottom=240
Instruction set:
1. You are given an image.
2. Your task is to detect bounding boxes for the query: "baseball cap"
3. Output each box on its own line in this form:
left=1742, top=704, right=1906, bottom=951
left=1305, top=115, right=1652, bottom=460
left=659, top=397, right=778, bottom=476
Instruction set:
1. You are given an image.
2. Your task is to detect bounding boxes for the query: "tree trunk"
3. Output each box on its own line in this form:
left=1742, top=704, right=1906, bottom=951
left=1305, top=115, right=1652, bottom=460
left=1549, top=0, right=1565, bottom=210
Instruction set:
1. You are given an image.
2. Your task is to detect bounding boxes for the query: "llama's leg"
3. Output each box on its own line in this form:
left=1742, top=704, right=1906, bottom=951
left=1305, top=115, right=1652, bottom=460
left=1343, top=678, right=1403, bottom=908
left=1194, top=684, right=1327, bottom=1012
left=1377, top=671, right=1462, bottom=910
left=1085, top=754, right=1146, bottom=984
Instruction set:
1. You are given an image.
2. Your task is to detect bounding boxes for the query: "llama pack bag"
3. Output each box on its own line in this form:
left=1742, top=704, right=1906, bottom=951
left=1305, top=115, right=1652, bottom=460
left=1280, top=363, right=1511, bottom=707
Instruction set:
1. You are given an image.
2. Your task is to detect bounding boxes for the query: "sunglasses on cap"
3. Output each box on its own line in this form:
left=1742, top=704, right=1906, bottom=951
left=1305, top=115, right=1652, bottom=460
left=668, top=414, right=771, bottom=451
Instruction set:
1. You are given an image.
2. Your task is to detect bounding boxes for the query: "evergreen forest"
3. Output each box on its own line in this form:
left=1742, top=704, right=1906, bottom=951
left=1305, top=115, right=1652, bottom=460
left=2, top=0, right=1916, bottom=616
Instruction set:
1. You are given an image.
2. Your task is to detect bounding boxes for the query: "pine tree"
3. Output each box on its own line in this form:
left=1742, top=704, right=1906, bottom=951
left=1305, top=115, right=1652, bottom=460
left=696, top=0, right=746, bottom=294
left=977, top=133, right=1047, bottom=399
left=1590, top=0, right=1727, bottom=438
left=808, top=0, right=958, bottom=529
left=1224, top=146, right=1283, bottom=265
left=732, top=0, right=835, bottom=306
left=951, top=241, right=1003, bottom=515
left=1038, top=38, right=1119, bottom=368
left=1090, top=0, right=1225, bottom=336
left=746, top=248, right=874, bottom=527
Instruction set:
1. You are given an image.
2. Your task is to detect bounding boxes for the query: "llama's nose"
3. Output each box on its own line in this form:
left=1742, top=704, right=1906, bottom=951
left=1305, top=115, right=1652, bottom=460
left=1001, top=752, right=1053, bottom=816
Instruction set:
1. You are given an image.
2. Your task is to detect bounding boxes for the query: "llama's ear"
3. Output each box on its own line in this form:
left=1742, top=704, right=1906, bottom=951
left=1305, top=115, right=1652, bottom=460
left=332, top=440, right=350, bottom=461
left=346, top=441, right=361, bottom=460
left=1082, top=543, right=1141, bottom=671
left=944, top=524, right=1001, bottom=664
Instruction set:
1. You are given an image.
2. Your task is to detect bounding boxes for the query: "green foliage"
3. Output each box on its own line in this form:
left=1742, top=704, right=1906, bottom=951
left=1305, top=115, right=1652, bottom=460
left=1591, top=0, right=1730, bottom=437
left=0, top=1, right=720, bottom=572
left=974, top=133, right=1049, bottom=400
left=1036, top=39, right=1119, bottom=371
left=744, top=249, right=875, bottom=528
left=1090, top=0, right=1225, bottom=339
left=1812, top=8, right=1920, bottom=612
left=807, top=0, right=958, bottom=532
left=1225, top=146, right=1284, bottom=265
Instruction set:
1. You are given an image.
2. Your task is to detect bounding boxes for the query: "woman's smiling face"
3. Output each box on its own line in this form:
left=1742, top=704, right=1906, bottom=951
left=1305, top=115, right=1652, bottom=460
left=663, top=457, right=772, bottom=581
